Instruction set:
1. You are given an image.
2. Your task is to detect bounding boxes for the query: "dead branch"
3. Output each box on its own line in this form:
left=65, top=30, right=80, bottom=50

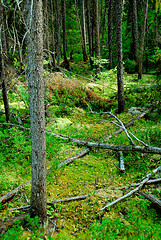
left=138, top=191, right=161, bottom=209
left=58, top=148, right=91, bottom=168
left=100, top=166, right=161, bottom=211
left=103, top=109, right=149, bottom=142
left=9, top=195, right=90, bottom=212
left=119, top=151, right=125, bottom=172
left=0, top=180, right=31, bottom=204
left=118, top=178, right=161, bottom=190
left=48, top=194, right=90, bottom=205
left=50, top=133, right=161, bottom=154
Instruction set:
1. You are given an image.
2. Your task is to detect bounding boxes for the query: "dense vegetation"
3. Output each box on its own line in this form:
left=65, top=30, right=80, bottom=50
left=0, top=0, right=161, bottom=239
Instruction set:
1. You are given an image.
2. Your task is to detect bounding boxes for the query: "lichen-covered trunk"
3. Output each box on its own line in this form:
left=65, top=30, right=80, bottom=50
left=116, top=0, right=125, bottom=113
left=26, top=0, right=47, bottom=224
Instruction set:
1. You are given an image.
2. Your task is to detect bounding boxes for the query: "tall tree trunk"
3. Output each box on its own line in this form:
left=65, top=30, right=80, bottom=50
left=80, top=0, right=88, bottom=62
left=108, top=0, right=113, bottom=69
left=93, top=0, right=100, bottom=75
left=0, top=3, right=10, bottom=122
left=138, top=0, right=149, bottom=79
left=43, top=0, right=51, bottom=65
left=55, top=0, right=61, bottom=67
left=115, top=0, right=125, bottom=113
left=50, top=0, right=56, bottom=70
left=62, top=0, right=67, bottom=61
left=85, top=0, right=93, bottom=67
left=26, top=0, right=47, bottom=224
left=100, top=0, right=108, bottom=55
left=132, top=0, right=139, bottom=72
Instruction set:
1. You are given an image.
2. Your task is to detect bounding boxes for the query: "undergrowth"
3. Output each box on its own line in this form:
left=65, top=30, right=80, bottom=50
left=0, top=69, right=161, bottom=239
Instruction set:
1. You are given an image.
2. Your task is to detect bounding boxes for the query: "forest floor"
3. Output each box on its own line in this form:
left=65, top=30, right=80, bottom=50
left=0, top=65, right=161, bottom=239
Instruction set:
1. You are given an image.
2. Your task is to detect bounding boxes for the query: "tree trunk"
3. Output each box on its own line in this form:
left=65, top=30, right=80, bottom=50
left=100, top=0, right=108, bottom=55
left=85, top=0, right=93, bottom=67
left=26, top=0, right=47, bottom=224
left=50, top=0, right=56, bottom=70
left=62, top=0, right=67, bottom=61
left=108, top=0, right=113, bottom=69
left=138, top=0, right=149, bottom=79
left=132, top=0, right=139, bottom=72
left=115, top=0, right=125, bottom=113
left=80, top=0, right=88, bottom=62
left=55, top=0, right=61, bottom=67
left=93, top=0, right=100, bottom=75
left=0, top=3, right=10, bottom=122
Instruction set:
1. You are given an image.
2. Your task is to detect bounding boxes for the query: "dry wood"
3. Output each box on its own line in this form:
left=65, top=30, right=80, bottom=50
left=103, top=109, right=149, bottom=141
left=0, top=180, right=31, bottom=204
left=119, top=151, right=125, bottom=172
left=48, top=194, right=90, bottom=205
left=138, top=191, right=161, bottom=209
left=100, top=166, right=161, bottom=211
left=51, top=133, right=161, bottom=154
left=58, top=148, right=91, bottom=168
left=118, top=178, right=161, bottom=189
left=1, top=149, right=90, bottom=205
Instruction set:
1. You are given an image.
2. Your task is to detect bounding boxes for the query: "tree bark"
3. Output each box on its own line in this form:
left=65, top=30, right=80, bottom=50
left=108, top=0, right=113, bottom=69
left=115, top=0, right=125, bottom=113
left=132, top=0, right=139, bottom=72
left=100, top=0, right=108, bottom=55
left=50, top=0, right=56, bottom=70
left=0, top=3, right=10, bottom=123
left=138, top=0, right=148, bottom=79
left=55, top=0, right=61, bottom=67
left=93, top=0, right=100, bottom=75
left=80, top=0, right=88, bottom=62
left=62, top=0, right=67, bottom=61
left=26, top=0, right=47, bottom=224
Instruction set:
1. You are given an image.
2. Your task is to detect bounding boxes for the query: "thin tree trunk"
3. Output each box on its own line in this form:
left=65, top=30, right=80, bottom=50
left=108, top=0, right=113, bottom=69
left=55, top=0, right=61, bottom=67
left=100, top=0, right=108, bottom=55
left=0, top=3, right=10, bottom=122
left=132, top=0, right=139, bottom=72
left=138, top=0, right=149, bottom=79
left=26, top=0, right=47, bottom=224
left=85, top=0, right=93, bottom=67
left=80, top=0, right=88, bottom=62
left=62, top=0, right=67, bottom=61
left=93, top=0, right=100, bottom=75
left=50, top=0, right=56, bottom=70
left=115, top=0, right=125, bottom=113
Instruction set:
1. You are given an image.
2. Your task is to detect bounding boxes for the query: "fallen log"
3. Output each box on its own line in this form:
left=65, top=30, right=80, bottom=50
left=58, top=148, right=91, bottom=168
left=48, top=194, right=90, bottom=205
left=119, top=151, right=125, bottom=172
left=138, top=191, right=161, bottom=209
left=9, top=195, right=90, bottom=212
left=100, top=166, right=161, bottom=211
left=50, top=133, right=161, bottom=154
left=0, top=148, right=90, bottom=204
left=0, top=180, right=31, bottom=204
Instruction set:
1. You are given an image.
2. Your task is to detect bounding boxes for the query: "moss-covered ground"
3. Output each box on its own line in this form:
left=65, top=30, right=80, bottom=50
left=0, top=66, right=161, bottom=239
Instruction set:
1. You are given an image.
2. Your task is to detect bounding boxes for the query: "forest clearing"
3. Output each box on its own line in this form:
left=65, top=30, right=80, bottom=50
left=0, top=0, right=161, bottom=239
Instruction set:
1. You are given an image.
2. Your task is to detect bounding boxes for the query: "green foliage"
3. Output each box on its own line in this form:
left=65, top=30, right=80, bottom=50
left=90, top=199, right=161, bottom=239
